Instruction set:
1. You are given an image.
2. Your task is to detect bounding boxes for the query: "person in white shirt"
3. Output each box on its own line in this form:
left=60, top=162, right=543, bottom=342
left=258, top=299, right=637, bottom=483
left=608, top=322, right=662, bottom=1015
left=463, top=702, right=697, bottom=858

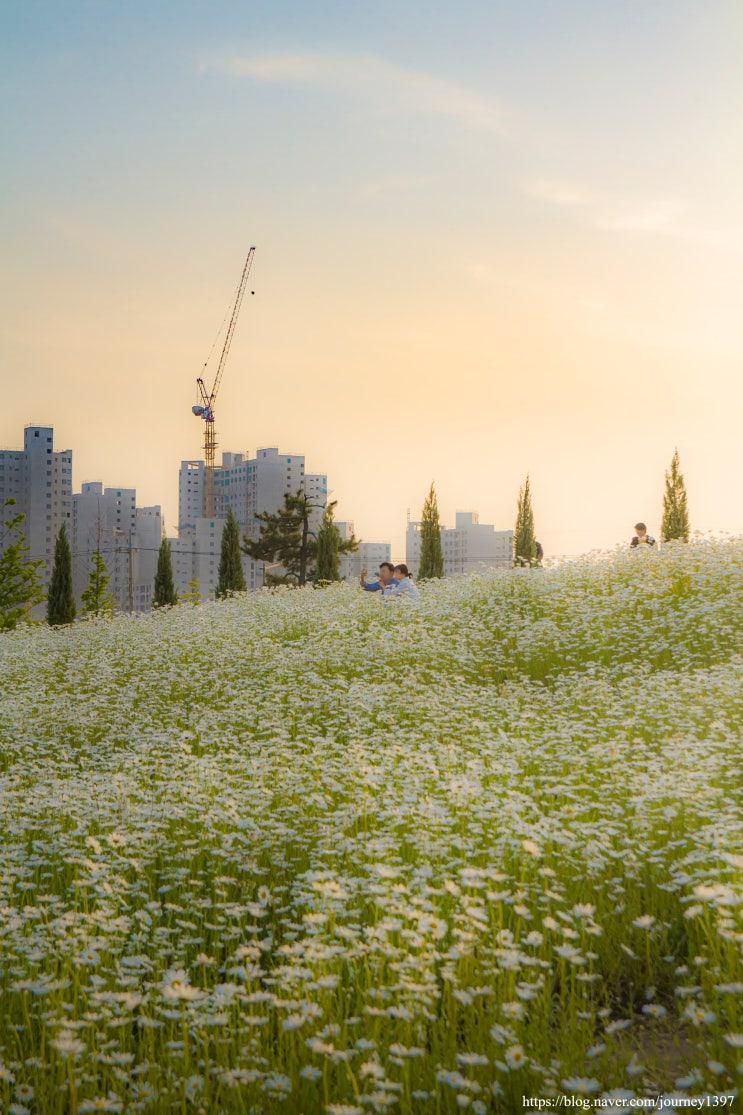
left=383, top=564, right=420, bottom=601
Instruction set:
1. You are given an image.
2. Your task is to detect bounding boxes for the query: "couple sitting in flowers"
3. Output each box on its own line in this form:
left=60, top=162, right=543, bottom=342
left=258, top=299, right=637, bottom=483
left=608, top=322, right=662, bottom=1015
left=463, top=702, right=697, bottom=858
left=360, top=561, right=420, bottom=601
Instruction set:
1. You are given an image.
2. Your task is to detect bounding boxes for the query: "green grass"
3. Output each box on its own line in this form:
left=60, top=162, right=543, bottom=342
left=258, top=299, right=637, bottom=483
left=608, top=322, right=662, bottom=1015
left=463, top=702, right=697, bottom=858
left=0, top=540, right=741, bottom=1113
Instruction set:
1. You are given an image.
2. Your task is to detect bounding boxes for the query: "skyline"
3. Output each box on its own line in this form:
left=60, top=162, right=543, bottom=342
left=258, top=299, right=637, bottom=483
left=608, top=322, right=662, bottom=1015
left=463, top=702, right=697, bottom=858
left=2, top=415, right=717, bottom=559
left=2, top=2, right=742, bottom=558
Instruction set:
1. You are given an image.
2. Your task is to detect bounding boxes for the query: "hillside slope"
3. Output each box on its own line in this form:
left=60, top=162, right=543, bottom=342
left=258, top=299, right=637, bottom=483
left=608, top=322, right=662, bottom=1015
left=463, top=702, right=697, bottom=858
left=1, top=541, right=741, bottom=1112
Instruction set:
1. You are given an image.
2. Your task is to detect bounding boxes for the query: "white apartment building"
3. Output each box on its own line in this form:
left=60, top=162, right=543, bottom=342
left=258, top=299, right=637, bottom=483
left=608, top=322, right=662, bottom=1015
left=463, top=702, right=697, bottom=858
left=337, top=521, right=392, bottom=583
left=133, top=506, right=163, bottom=612
left=72, top=482, right=163, bottom=612
left=171, top=517, right=225, bottom=599
left=0, top=426, right=73, bottom=588
left=178, top=461, right=205, bottom=533
left=72, top=482, right=135, bottom=609
left=303, top=473, right=329, bottom=535
left=406, top=511, right=513, bottom=577
left=173, top=447, right=329, bottom=598
left=214, top=447, right=309, bottom=533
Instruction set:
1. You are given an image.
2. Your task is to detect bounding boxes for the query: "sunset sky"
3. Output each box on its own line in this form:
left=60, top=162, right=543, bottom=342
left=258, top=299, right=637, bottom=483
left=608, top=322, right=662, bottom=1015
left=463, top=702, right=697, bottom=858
left=2, top=1, right=742, bottom=558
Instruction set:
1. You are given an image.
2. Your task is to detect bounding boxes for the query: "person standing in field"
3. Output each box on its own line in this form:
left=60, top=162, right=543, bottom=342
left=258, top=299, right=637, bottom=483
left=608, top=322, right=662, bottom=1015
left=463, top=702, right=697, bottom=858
left=360, top=561, right=395, bottom=592
left=383, top=564, right=420, bottom=601
left=631, top=522, right=656, bottom=548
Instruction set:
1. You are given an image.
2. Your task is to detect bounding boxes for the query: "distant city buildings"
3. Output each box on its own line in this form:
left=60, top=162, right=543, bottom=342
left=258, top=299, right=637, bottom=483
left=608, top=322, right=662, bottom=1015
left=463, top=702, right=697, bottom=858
left=5, top=424, right=523, bottom=609
left=0, top=426, right=72, bottom=587
left=406, top=510, right=513, bottom=577
left=0, top=424, right=392, bottom=608
left=0, top=425, right=160, bottom=612
left=71, top=482, right=162, bottom=612
left=171, top=446, right=330, bottom=597
left=171, top=450, right=397, bottom=598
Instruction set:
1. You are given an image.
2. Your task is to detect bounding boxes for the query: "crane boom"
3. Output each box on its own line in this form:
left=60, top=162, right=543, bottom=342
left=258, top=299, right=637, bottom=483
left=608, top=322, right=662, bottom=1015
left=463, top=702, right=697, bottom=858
left=192, top=247, right=256, bottom=518
left=210, top=247, right=255, bottom=406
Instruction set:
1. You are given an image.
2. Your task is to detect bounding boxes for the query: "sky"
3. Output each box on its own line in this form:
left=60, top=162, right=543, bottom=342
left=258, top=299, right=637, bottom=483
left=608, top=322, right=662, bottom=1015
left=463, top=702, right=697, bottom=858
left=2, top=0, right=742, bottom=558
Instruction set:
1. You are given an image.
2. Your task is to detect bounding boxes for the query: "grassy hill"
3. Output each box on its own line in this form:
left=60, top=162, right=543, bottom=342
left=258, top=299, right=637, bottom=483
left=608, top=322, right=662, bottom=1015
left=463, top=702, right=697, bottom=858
left=0, top=541, right=741, bottom=1113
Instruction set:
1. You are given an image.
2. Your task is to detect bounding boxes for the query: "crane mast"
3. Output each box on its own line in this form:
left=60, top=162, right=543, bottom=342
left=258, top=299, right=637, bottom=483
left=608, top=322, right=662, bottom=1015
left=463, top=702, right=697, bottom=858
left=192, top=247, right=256, bottom=518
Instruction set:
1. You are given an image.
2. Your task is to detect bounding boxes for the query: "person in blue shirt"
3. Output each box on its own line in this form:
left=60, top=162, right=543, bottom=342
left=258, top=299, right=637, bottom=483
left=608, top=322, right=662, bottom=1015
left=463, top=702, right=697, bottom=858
left=383, top=564, right=420, bottom=601
left=360, top=561, right=395, bottom=592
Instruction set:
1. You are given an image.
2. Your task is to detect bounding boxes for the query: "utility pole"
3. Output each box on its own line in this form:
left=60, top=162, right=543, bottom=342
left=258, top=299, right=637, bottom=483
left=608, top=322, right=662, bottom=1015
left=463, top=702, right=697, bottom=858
left=127, top=529, right=134, bottom=614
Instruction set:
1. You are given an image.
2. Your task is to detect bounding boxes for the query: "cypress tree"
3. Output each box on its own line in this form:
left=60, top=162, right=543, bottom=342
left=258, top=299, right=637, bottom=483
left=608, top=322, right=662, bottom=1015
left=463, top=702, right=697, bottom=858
left=661, top=448, right=690, bottom=543
left=418, top=482, right=444, bottom=579
left=81, top=549, right=115, bottom=617
left=47, top=522, right=76, bottom=625
left=315, top=503, right=343, bottom=583
left=153, top=538, right=178, bottom=607
left=514, top=476, right=537, bottom=567
left=216, top=509, right=246, bottom=597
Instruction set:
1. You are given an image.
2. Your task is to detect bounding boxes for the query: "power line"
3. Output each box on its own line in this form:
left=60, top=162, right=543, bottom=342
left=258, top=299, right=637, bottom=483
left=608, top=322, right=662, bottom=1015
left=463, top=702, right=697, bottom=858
left=71, top=546, right=251, bottom=558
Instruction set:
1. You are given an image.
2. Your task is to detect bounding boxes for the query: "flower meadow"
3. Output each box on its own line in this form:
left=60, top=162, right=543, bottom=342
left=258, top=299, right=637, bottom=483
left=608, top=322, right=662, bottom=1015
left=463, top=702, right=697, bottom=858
left=1, top=542, right=742, bottom=1114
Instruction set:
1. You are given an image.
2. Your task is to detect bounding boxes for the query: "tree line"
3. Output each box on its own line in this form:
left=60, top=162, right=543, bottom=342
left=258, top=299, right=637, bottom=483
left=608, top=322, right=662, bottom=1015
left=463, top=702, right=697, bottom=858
left=0, top=492, right=359, bottom=626
left=0, top=448, right=692, bottom=629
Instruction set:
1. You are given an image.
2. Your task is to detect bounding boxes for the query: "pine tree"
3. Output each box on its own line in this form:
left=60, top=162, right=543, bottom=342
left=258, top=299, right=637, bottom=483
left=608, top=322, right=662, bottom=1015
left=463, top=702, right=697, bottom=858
left=47, top=522, right=76, bottom=625
left=81, top=549, right=115, bottom=617
left=244, top=492, right=308, bottom=585
left=0, top=498, right=44, bottom=631
left=315, top=502, right=355, bottom=583
left=418, top=482, right=444, bottom=579
left=514, top=476, right=537, bottom=567
left=244, top=492, right=356, bottom=586
left=153, top=538, right=178, bottom=607
left=661, top=448, right=690, bottom=543
left=216, top=509, right=246, bottom=597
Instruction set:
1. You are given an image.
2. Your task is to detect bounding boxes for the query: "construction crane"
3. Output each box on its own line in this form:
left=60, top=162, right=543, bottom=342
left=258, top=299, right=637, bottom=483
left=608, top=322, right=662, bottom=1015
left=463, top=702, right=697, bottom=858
left=192, top=247, right=256, bottom=518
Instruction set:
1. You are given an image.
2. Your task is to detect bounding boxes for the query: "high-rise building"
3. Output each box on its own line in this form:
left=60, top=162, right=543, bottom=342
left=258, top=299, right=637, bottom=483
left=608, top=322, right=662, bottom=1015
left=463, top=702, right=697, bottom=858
left=406, top=511, right=513, bottom=577
left=133, top=506, right=163, bottom=612
left=171, top=517, right=224, bottom=598
left=0, top=425, right=162, bottom=613
left=214, top=447, right=309, bottom=534
left=72, top=482, right=135, bottom=609
left=173, top=446, right=329, bottom=597
left=303, top=473, right=329, bottom=535
left=71, top=482, right=163, bottom=612
left=178, top=461, right=205, bottom=534
left=0, top=425, right=73, bottom=586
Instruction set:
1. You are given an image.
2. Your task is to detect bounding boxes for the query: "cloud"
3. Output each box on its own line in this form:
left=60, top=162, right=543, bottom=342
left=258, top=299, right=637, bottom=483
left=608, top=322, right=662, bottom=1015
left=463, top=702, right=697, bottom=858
left=208, top=50, right=507, bottom=134
left=524, top=180, right=598, bottom=209
left=356, top=172, right=436, bottom=201
left=525, top=177, right=743, bottom=252
left=525, top=178, right=688, bottom=230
